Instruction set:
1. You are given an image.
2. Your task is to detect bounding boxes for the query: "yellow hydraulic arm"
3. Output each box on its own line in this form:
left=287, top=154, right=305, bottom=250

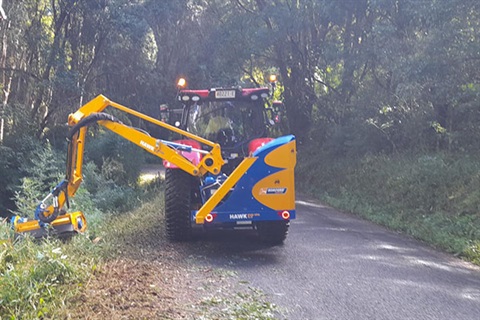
left=13, top=95, right=224, bottom=234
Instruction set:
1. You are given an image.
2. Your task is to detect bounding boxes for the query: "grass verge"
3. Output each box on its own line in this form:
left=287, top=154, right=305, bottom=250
left=297, top=148, right=480, bottom=265
left=1, top=180, right=277, bottom=319
left=0, top=221, right=104, bottom=319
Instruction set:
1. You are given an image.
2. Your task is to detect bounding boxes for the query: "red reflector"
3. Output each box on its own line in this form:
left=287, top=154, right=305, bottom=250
left=205, top=213, right=215, bottom=223
left=281, top=211, right=290, bottom=220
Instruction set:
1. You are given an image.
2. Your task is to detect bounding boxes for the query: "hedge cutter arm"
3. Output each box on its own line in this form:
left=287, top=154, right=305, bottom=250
left=12, top=95, right=224, bottom=237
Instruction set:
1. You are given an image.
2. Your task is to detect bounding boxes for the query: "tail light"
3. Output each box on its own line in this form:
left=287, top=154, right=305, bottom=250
left=279, top=210, right=290, bottom=220
left=205, top=213, right=216, bottom=223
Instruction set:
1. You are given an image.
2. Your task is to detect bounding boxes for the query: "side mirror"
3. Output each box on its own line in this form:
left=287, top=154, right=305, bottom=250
left=160, top=104, right=169, bottom=122
left=272, top=100, right=283, bottom=112
left=268, top=100, right=284, bottom=124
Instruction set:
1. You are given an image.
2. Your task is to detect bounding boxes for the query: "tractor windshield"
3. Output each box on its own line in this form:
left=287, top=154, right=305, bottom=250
left=186, top=101, right=266, bottom=147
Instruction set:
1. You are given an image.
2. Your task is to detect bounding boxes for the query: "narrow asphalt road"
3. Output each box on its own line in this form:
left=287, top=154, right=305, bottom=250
left=181, top=197, right=480, bottom=320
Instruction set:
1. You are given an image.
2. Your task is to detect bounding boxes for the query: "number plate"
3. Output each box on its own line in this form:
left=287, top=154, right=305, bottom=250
left=215, top=90, right=236, bottom=99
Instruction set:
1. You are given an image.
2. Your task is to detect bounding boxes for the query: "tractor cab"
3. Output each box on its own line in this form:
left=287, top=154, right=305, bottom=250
left=175, top=86, right=275, bottom=174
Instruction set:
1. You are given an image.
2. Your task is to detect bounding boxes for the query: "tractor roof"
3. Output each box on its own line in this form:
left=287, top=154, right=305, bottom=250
left=178, top=87, right=270, bottom=103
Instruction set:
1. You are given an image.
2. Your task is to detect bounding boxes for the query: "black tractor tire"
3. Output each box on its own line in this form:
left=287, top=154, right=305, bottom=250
left=256, top=220, right=290, bottom=245
left=165, top=169, right=196, bottom=241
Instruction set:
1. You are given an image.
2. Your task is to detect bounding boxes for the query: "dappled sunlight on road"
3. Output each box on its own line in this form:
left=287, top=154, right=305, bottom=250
left=296, top=199, right=329, bottom=209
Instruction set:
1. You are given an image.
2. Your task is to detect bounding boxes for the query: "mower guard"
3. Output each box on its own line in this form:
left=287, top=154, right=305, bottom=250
left=11, top=211, right=87, bottom=238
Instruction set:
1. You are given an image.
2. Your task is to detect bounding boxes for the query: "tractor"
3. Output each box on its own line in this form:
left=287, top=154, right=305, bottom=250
left=11, top=78, right=297, bottom=244
left=164, top=78, right=296, bottom=243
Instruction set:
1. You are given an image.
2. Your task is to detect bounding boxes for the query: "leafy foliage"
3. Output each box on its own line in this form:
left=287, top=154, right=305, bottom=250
left=0, top=0, right=477, bottom=150
left=12, top=143, right=64, bottom=217
left=297, top=149, right=480, bottom=262
left=85, top=130, right=144, bottom=186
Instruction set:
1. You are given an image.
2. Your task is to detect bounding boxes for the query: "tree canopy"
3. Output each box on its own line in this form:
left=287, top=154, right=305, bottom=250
left=1, top=0, right=479, bottom=211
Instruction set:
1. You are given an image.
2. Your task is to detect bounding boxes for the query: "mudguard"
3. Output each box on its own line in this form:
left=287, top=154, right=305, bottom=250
left=248, top=138, right=274, bottom=155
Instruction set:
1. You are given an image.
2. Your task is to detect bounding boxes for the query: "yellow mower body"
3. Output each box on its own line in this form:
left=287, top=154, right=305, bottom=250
left=12, top=211, right=87, bottom=238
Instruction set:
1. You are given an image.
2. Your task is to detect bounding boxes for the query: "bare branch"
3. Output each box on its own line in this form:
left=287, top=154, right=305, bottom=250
left=234, top=0, right=255, bottom=14
left=240, top=66, right=261, bottom=87
left=0, top=0, right=6, bottom=20
left=312, top=77, right=340, bottom=95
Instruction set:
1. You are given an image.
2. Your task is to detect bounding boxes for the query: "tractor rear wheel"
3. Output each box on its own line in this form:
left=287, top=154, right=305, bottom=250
left=256, top=221, right=290, bottom=245
left=165, top=169, right=196, bottom=241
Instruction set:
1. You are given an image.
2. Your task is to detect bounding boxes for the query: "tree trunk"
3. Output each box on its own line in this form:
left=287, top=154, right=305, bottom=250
left=32, top=1, right=76, bottom=137
left=0, top=19, right=11, bottom=143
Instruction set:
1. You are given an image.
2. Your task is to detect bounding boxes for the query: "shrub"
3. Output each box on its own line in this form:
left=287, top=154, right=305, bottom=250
left=85, top=131, right=144, bottom=186
left=12, top=143, right=64, bottom=218
left=81, top=160, right=141, bottom=214
left=94, top=182, right=140, bottom=213
left=297, top=146, right=480, bottom=263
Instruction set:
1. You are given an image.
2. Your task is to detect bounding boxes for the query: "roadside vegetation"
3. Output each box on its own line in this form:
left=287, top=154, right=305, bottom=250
left=1, top=197, right=277, bottom=319
left=297, top=149, right=480, bottom=265
left=0, top=140, right=276, bottom=319
left=0, top=130, right=149, bottom=318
